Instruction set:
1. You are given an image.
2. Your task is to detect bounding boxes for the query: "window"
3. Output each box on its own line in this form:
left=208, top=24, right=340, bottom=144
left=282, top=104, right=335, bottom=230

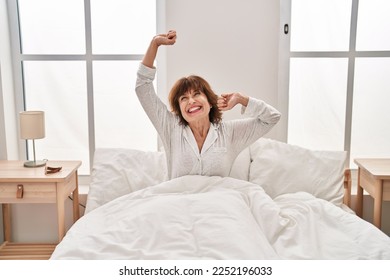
left=9, top=0, right=157, bottom=175
left=285, top=0, right=390, bottom=167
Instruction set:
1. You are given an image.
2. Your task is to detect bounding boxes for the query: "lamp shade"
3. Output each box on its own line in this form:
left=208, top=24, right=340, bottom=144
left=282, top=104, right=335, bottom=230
left=19, top=111, right=45, bottom=139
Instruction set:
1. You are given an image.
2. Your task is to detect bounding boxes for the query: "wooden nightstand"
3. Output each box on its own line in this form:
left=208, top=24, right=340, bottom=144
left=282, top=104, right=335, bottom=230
left=0, top=160, right=81, bottom=259
left=354, top=158, right=390, bottom=229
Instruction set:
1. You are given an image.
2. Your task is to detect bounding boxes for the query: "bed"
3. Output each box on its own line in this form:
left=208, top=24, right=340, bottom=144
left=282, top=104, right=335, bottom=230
left=50, top=138, right=390, bottom=259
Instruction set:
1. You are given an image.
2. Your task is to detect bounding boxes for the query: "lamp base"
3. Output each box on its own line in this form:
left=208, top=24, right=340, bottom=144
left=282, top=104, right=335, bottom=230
left=24, top=160, right=46, bottom=168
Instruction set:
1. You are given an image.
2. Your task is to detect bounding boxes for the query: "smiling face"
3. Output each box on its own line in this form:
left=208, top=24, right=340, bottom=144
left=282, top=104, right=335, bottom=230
left=179, top=89, right=211, bottom=125
left=168, top=75, right=222, bottom=126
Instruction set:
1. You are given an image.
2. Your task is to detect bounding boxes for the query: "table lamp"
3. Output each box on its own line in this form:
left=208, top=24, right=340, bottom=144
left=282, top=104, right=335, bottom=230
left=19, top=111, right=46, bottom=167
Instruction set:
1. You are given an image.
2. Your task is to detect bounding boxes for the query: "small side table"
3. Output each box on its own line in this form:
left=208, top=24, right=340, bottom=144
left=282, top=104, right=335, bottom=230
left=354, top=158, right=390, bottom=229
left=0, top=160, right=81, bottom=259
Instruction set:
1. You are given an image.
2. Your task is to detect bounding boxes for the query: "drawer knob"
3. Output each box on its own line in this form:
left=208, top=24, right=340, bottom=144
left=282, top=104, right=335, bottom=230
left=17, top=184, right=24, bottom=199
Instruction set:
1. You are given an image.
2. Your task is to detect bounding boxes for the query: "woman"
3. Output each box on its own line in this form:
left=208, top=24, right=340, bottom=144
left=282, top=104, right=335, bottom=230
left=136, top=30, right=281, bottom=179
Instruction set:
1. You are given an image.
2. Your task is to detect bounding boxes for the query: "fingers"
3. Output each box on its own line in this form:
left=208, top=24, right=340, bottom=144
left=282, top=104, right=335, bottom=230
left=217, top=93, right=239, bottom=111
left=167, top=30, right=176, bottom=39
left=157, top=30, right=176, bottom=38
left=166, top=30, right=177, bottom=44
left=154, top=30, right=177, bottom=46
left=217, top=96, right=229, bottom=111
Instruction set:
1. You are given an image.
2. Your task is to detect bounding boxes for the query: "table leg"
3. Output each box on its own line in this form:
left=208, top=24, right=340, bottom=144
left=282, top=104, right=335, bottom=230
left=72, top=171, right=80, bottom=222
left=356, top=168, right=363, bottom=217
left=373, top=180, right=383, bottom=228
left=2, top=204, right=11, bottom=241
left=56, top=188, right=65, bottom=242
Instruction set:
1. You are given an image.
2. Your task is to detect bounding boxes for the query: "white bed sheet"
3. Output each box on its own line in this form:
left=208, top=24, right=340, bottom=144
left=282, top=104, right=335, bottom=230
left=51, top=176, right=390, bottom=260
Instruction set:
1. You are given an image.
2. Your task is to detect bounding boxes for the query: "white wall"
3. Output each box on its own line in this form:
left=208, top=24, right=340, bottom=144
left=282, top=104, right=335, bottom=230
left=162, top=0, right=282, bottom=140
left=0, top=0, right=18, bottom=161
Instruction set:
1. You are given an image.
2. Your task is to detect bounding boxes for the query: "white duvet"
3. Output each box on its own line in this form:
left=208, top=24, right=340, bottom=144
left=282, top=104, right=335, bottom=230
left=50, top=176, right=390, bottom=260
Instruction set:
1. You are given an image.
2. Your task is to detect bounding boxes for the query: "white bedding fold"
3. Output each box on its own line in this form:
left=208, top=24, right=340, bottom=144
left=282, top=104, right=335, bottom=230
left=50, top=176, right=390, bottom=260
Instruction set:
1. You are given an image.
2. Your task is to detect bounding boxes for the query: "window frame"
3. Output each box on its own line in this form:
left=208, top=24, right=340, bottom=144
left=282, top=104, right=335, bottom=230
left=7, top=0, right=157, bottom=177
left=281, top=0, right=390, bottom=166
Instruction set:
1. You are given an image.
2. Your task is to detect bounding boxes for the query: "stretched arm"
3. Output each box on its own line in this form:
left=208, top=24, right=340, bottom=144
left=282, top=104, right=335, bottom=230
left=136, top=31, right=178, bottom=153
left=225, top=96, right=281, bottom=152
left=142, top=30, right=177, bottom=68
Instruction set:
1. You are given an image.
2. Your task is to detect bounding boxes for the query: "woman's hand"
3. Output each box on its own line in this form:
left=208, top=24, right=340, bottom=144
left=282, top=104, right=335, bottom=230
left=217, top=93, right=249, bottom=111
left=153, top=30, right=177, bottom=47
left=142, top=30, right=177, bottom=68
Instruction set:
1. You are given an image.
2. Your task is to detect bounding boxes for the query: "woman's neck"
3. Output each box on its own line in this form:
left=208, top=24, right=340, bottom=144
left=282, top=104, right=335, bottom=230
left=189, top=120, right=211, bottom=152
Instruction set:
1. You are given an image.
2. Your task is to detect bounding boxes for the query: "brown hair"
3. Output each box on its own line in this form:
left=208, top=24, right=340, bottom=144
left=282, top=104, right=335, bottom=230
left=168, top=75, right=222, bottom=126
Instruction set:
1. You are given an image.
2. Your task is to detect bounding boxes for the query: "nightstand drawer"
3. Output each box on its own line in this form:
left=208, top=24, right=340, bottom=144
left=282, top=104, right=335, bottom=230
left=0, top=182, right=56, bottom=203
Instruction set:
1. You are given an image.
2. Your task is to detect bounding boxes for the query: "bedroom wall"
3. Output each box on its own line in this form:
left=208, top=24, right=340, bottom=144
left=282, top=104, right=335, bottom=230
left=160, top=0, right=282, bottom=141
left=0, top=0, right=18, bottom=161
left=1, top=0, right=16, bottom=244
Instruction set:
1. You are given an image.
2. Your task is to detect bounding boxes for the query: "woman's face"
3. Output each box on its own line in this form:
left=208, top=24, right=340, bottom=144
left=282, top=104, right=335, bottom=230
left=178, top=89, right=211, bottom=125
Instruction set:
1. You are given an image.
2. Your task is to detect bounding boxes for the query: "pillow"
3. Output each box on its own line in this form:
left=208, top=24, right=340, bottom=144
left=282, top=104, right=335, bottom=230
left=248, top=138, right=347, bottom=206
left=85, top=148, right=168, bottom=213
left=229, top=147, right=251, bottom=181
